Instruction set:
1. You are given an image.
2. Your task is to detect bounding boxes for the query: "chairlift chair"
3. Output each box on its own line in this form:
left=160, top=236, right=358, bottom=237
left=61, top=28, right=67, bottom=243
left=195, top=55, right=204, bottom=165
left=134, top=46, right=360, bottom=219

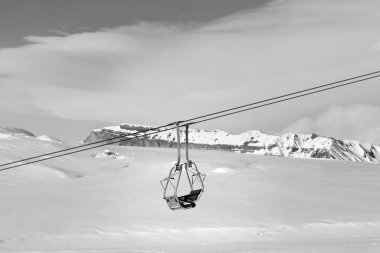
left=160, top=123, right=206, bottom=210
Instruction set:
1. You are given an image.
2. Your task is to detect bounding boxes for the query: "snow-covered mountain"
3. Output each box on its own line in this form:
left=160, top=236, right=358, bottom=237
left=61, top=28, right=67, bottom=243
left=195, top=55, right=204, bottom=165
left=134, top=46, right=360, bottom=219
left=0, top=127, right=62, bottom=143
left=83, top=123, right=380, bottom=163
left=0, top=126, right=36, bottom=137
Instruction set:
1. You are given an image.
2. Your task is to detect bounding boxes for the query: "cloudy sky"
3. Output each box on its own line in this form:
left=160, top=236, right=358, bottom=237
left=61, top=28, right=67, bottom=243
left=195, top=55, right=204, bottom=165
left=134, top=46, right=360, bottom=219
left=1, top=0, right=380, bottom=143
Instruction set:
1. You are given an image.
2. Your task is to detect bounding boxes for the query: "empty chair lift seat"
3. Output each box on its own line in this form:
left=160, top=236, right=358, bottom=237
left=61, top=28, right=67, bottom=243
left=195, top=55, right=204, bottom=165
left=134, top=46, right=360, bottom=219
left=165, top=189, right=203, bottom=210
left=161, top=123, right=206, bottom=210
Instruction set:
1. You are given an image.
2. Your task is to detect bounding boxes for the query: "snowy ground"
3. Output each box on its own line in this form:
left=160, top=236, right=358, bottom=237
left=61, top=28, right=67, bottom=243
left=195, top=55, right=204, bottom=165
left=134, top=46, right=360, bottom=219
left=1, top=134, right=380, bottom=252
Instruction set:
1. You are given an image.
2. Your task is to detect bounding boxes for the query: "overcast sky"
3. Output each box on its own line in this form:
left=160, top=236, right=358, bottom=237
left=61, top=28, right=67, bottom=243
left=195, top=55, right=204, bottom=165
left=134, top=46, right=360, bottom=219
left=1, top=0, right=380, bottom=143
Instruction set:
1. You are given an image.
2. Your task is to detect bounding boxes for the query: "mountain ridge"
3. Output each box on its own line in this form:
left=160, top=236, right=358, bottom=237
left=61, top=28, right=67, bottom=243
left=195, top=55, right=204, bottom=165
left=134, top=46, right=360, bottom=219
left=83, top=123, right=380, bottom=163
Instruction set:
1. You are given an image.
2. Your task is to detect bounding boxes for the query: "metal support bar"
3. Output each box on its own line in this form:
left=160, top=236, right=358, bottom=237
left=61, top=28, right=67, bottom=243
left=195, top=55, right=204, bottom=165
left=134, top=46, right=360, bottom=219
left=184, top=163, right=193, bottom=191
left=175, top=165, right=182, bottom=198
left=176, top=122, right=181, bottom=166
left=192, top=162, right=205, bottom=192
left=185, top=124, right=190, bottom=163
left=162, top=167, right=175, bottom=198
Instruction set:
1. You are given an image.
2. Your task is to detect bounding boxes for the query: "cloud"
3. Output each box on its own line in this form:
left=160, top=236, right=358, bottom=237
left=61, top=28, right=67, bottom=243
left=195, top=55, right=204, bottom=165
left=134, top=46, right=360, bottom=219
left=284, top=104, right=380, bottom=145
left=1, top=0, right=380, bottom=132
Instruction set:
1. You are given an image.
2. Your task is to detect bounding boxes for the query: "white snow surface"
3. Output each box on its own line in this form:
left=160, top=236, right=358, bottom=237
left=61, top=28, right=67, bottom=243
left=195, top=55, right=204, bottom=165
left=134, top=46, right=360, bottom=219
left=36, top=135, right=62, bottom=143
left=1, top=134, right=380, bottom=252
left=212, top=167, right=235, bottom=174
left=0, top=133, right=18, bottom=140
left=93, top=150, right=126, bottom=160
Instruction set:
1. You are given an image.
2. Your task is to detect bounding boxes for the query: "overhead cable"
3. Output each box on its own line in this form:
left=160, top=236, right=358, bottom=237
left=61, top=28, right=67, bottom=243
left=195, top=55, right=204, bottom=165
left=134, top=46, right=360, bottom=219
left=0, top=70, right=379, bottom=171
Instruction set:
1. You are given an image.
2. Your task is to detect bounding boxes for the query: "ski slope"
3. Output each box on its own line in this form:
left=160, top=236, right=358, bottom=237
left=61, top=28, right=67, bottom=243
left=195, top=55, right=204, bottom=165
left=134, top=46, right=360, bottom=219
left=1, top=131, right=380, bottom=252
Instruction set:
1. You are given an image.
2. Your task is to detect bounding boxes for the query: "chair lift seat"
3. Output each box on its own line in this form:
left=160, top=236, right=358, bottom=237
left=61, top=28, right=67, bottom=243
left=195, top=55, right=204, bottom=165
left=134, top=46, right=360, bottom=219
left=179, top=200, right=196, bottom=209
left=178, top=189, right=202, bottom=202
left=165, top=195, right=195, bottom=210
left=161, top=123, right=205, bottom=210
left=165, top=196, right=182, bottom=210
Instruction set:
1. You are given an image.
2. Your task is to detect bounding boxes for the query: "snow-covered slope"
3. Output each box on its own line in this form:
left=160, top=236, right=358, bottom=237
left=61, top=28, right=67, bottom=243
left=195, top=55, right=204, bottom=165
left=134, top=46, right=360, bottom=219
left=0, top=128, right=62, bottom=144
left=36, top=134, right=62, bottom=143
left=83, top=123, right=380, bottom=163
left=0, top=126, right=35, bottom=137
left=1, top=134, right=380, bottom=252
left=0, top=127, right=124, bottom=181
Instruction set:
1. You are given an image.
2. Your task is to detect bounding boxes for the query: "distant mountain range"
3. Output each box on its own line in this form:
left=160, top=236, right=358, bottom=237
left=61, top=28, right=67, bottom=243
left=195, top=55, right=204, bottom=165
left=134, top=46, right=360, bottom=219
left=83, top=123, right=380, bottom=163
